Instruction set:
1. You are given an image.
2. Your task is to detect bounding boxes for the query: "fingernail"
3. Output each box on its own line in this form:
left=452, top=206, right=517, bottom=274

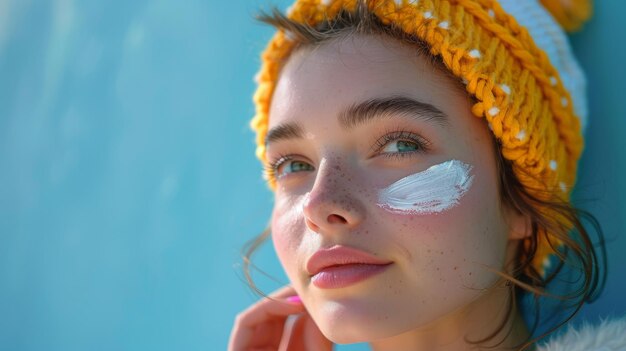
left=286, top=295, right=302, bottom=304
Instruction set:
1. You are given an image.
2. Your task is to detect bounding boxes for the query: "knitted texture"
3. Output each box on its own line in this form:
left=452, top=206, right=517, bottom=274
left=250, top=0, right=589, bottom=277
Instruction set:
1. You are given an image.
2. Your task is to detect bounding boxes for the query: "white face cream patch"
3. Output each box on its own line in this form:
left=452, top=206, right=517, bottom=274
left=377, top=160, right=474, bottom=215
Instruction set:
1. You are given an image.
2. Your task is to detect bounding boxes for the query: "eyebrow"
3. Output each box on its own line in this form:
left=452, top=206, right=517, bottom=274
left=265, top=96, right=448, bottom=146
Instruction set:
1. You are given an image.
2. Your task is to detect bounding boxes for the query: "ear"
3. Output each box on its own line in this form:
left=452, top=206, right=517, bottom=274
left=504, top=205, right=532, bottom=240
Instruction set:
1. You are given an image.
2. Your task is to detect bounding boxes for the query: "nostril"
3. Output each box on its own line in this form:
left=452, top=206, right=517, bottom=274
left=327, top=214, right=348, bottom=224
left=305, top=218, right=321, bottom=233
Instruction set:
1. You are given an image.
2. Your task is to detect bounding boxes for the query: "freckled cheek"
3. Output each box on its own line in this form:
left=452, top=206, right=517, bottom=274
left=421, top=190, right=505, bottom=288
left=374, top=184, right=498, bottom=275
left=271, top=203, right=305, bottom=278
left=378, top=209, right=469, bottom=258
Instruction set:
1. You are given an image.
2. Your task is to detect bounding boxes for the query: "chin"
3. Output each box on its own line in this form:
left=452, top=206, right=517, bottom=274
left=323, top=322, right=376, bottom=344
left=312, top=296, right=409, bottom=344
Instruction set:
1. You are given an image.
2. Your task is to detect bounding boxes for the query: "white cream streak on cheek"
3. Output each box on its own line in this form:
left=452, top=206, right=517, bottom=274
left=377, top=160, right=474, bottom=214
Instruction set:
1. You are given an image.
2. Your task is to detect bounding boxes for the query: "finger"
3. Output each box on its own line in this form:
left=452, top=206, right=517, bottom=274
left=280, top=313, right=333, bottom=351
left=277, top=315, right=300, bottom=351
left=228, top=286, right=305, bottom=351
left=238, top=286, right=304, bottom=326
left=302, top=314, right=333, bottom=351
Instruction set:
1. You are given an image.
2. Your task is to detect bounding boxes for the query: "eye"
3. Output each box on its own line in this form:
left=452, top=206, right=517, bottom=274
left=265, top=155, right=315, bottom=181
left=373, top=130, right=430, bottom=158
left=382, top=139, right=421, bottom=153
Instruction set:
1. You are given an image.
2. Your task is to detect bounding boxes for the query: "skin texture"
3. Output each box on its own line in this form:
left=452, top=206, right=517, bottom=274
left=230, top=34, right=532, bottom=351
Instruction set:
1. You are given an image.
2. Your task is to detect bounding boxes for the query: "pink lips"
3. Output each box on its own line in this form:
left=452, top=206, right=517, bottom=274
left=306, top=245, right=392, bottom=289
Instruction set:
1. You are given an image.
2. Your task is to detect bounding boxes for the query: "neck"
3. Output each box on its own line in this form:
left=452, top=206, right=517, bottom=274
left=369, top=279, right=531, bottom=351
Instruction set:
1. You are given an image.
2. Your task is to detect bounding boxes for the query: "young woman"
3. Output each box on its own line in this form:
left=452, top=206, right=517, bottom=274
left=229, top=0, right=616, bottom=350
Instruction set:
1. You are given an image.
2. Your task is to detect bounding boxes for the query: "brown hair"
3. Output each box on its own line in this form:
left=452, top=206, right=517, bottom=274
left=242, top=2, right=606, bottom=349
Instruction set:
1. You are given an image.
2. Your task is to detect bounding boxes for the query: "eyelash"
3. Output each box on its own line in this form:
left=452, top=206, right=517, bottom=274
left=265, top=129, right=430, bottom=180
left=263, top=154, right=292, bottom=181
left=372, top=129, right=431, bottom=159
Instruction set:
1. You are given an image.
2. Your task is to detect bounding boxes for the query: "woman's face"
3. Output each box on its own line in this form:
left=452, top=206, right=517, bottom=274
left=266, top=34, right=522, bottom=344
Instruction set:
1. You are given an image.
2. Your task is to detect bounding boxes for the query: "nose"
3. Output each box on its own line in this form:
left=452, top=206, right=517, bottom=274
left=301, top=161, right=366, bottom=234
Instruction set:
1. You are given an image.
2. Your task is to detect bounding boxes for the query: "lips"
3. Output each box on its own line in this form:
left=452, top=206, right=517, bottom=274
left=306, top=245, right=391, bottom=276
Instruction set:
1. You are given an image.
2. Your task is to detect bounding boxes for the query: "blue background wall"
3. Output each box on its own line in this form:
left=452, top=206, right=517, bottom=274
left=0, top=1, right=624, bottom=350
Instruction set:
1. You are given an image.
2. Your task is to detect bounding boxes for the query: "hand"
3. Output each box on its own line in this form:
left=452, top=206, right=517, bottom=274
left=228, top=285, right=333, bottom=351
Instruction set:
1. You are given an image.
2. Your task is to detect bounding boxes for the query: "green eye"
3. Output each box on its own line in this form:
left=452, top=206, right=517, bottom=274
left=374, top=130, right=429, bottom=158
left=274, top=158, right=314, bottom=179
left=266, top=155, right=315, bottom=182
left=382, top=140, right=421, bottom=153
left=397, top=140, right=419, bottom=152
left=285, top=161, right=313, bottom=173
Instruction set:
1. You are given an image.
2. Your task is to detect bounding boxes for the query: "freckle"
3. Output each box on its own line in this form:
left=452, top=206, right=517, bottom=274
left=469, top=272, right=472, bottom=276
left=440, top=251, right=444, bottom=255
left=454, top=266, right=458, bottom=270
left=427, top=249, right=431, bottom=253
left=436, top=267, right=440, bottom=271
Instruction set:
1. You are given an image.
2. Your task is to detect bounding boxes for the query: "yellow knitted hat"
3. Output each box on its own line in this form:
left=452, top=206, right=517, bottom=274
left=250, top=0, right=591, bottom=277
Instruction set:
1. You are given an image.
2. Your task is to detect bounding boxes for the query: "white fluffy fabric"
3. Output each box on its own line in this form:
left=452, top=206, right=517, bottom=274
left=537, top=317, right=626, bottom=351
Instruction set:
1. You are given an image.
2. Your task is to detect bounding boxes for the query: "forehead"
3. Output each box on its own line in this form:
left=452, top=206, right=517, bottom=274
left=268, top=34, right=463, bottom=129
